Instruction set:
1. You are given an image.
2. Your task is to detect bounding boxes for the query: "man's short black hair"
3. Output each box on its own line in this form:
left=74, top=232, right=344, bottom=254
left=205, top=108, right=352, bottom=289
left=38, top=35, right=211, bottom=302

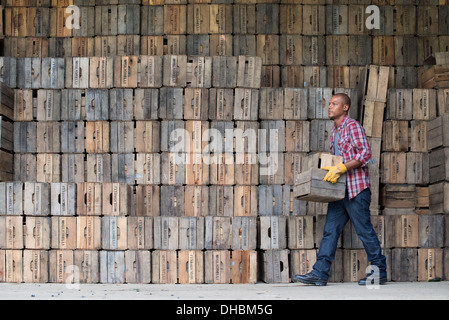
left=333, top=93, right=351, bottom=109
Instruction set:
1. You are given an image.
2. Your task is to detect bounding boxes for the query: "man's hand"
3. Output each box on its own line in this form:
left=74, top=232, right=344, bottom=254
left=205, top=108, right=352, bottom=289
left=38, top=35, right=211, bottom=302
left=322, top=162, right=347, bottom=184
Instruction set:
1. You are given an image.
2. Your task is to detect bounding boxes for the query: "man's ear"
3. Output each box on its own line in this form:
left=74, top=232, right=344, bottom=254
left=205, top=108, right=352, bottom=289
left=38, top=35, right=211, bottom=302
left=343, top=104, right=350, bottom=112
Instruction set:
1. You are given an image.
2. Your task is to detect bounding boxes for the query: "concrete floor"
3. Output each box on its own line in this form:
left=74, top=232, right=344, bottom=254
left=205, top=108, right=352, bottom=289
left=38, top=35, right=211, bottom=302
left=0, top=281, right=448, bottom=300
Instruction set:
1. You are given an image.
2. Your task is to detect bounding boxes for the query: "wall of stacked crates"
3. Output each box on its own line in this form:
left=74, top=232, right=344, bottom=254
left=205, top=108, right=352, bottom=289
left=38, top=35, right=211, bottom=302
left=0, top=0, right=448, bottom=284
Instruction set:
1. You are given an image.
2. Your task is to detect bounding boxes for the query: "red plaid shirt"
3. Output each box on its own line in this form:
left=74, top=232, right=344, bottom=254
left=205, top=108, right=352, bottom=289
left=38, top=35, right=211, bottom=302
left=330, top=116, right=371, bottom=199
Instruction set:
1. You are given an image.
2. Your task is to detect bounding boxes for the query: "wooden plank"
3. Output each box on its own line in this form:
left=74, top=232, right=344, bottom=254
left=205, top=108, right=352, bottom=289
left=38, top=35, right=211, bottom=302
left=427, top=114, right=449, bottom=151
left=429, top=182, right=449, bottom=214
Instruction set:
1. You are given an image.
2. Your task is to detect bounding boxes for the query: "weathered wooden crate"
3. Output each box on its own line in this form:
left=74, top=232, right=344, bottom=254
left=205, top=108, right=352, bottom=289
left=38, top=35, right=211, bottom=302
left=258, top=185, right=283, bottom=216
left=125, top=250, right=151, bottom=284
left=134, top=121, right=160, bottom=152
left=178, top=250, right=204, bottom=284
left=36, top=89, right=61, bottom=121
left=0, top=250, right=23, bottom=283
left=0, top=216, right=24, bottom=249
left=23, top=250, right=49, bottom=283
left=384, top=215, right=419, bottom=248
left=76, top=216, right=102, bottom=250
left=24, top=216, right=50, bottom=249
left=287, top=216, right=314, bottom=249
left=153, top=216, right=179, bottom=250
left=152, top=250, right=177, bottom=284
left=160, top=185, right=184, bottom=216
left=111, top=154, right=135, bottom=184
left=102, top=183, right=131, bottom=216
left=0, top=182, right=23, bottom=215
left=178, top=217, right=205, bottom=250
left=429, top=182, right=449, bottom=214
left=205, top=216, right=231, bottom=250
left=294, top=168, right=346, bottom=202
left=231, top=250, right=258, bottom=284
left=76, top=182, right=102, bottom=216
left=381, top=152, right=407, bottom=184
left=381, top=120, right=409, bottom=152
left=85, top=154, right=111, bottom=183
left=102, top=216, right=127, bottom=250
left=381, top=184, right=416, bottom=209
left=100, top=251, right=125, bottom=284
left=134, top=185, right=160, bottom=217
left=51, top=216, right=77, bottom=250
left=418, top=248, right=443, bottom=282
left=429, top=147, right=449, bottom=183
left=74, top=250, right=100, bottom=284
left=138, top=56, right=163, bottom=88
left=427, top=114, right=449, bottom=151
left=259, top=216, right=287, bottom=250
left=260, top=249, right=289, bottom=284
left=204, top=250, right=231, bottom=284
left=231, top=216, right=257, bottom=250
left=127, top=216, right=153, bottom=250
left=23, top=182, right=50, bottom=216
left=419, top=215, right=444, bottom=248
left=391, top=248, right=418, bottom=282
left=289, top=249, right=317, bottom=279
left=208, top=185, right=233, bottom=216
left=343, top=249, right=369, bottom=283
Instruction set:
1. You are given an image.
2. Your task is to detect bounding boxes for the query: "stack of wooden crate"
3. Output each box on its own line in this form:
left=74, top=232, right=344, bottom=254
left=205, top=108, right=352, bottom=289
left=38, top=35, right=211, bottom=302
left=0, top=0, right=448, bottom=284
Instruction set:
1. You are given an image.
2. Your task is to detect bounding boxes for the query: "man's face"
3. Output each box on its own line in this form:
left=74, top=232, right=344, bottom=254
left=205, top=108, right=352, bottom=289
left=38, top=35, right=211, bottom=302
left=328, top=95, right=349, bottom=120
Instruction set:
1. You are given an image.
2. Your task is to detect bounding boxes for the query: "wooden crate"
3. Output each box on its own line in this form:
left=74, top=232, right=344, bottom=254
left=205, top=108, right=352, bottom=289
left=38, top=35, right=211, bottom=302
left=125, top=250, right=151, bottom=284
left=208, top=185, right=233, bottom=216
left=89, top=57, right=114, bottom=89
left=204, top=250, right=231, bottom=284
left=36, top=154, right=61, bottom=183
left=381, top=120, right=409, bottom=152
left=231, top=216, right=257, bottom=250
left=381, top=152, right=407, bottom=184
left=391, top=248, right=418, bottom=281
left=51, top=216, right=77, bottom=250
left=23, top=216, right=51, bottom=250
left=410, top=120, right=427, bottom=152
left=419, top=215, right=445, bottom=248
left=289, top=249, right=317, bottom=279
left=151, top=250, right=177, bottom=284
left=231, top=250, right=257, bottom=284
left=76, top=216, right=102, bottom=250
left=0, top=250, right=23, bottom=283
left=23, top=182, right=50, bottom=216
left=111, top=154, right=135, bottom=184
left=85, top=154, right=111, bottom=183
left=381, top=184, right=416, bottom=209
left=102, top=183, right=131, bottom=216
left=23, top=250, right=49, bottom=283
left=429, top=148, right=449, bottom=183
left=258, top=185, right=282, bottom=216
left=412, top=88, right=436, bottom=120
left=127, top=217, right=153, bottom=250
left=260, top=250, right=289, bottom=284
left=427, top=114, right=449, bottom=151
left=179, top=217, right=205, bottom=250
left=134, top=185, right=160, bottom=217
left=205, top=216, right=231, bottom=250
left=343, top=249, right=368, bottom=283
left=135, top=154, right=161, bottom=185
left=101, top=216, right=128, bottom=250
left=60, top=122, right=85, bottom=153
left=184, top=185, right=208, bottom=217
left=178, top=250, right=204, bottom=284
left=294, top=168, right=346, bottom=202
left=259, top=216, right=287, bottom=250
left=387, top=89, right=413, bottom=120
left=0, top=182, right=23, bottom=215
left=0, top=216, right=24, bottom=249
left=160, top=185, right=184, bottom=216
left=418, top=248, right=443, bottom=282
left=76, top=183, right=102, bottom=216
left=406, top=152, right=429, bottom=185
left=287, top=216, right=314, bottom=249
left=100, top=251, right=125, bottom=284
left=208, top=88, right=234, bottom=120
left=138, top=56, right=163, bottom=88
left=384, top=215, right=419, bottom=248
left=153, top=216, right=179, bottom=250
left=429, top=182, right=449, bottom=214
left=74, top=250, right=100, bottom=284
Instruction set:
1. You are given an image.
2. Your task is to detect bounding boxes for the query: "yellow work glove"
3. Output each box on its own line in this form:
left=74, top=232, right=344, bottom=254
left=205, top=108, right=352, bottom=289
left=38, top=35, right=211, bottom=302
left=322, top=162, right=347, bottom=184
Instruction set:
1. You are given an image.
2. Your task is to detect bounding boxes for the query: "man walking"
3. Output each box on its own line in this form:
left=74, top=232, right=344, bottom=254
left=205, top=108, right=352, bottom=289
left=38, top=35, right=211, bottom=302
left=293, top=93, right=387, bottom=286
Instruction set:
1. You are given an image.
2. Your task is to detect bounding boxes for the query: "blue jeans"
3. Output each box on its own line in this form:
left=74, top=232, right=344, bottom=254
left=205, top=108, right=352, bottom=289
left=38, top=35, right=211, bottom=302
left=312, top=188, right=387, bottom=281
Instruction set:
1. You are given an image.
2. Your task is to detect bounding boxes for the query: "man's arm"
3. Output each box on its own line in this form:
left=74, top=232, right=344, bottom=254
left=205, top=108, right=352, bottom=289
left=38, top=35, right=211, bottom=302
left=349, top=122, right=371, bottom=168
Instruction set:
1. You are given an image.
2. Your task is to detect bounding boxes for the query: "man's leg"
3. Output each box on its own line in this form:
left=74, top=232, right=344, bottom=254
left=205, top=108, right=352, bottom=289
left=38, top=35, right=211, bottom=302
left=344, top=188, right=387, bottom=281
left=310, top=198, right=350, bottom=281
